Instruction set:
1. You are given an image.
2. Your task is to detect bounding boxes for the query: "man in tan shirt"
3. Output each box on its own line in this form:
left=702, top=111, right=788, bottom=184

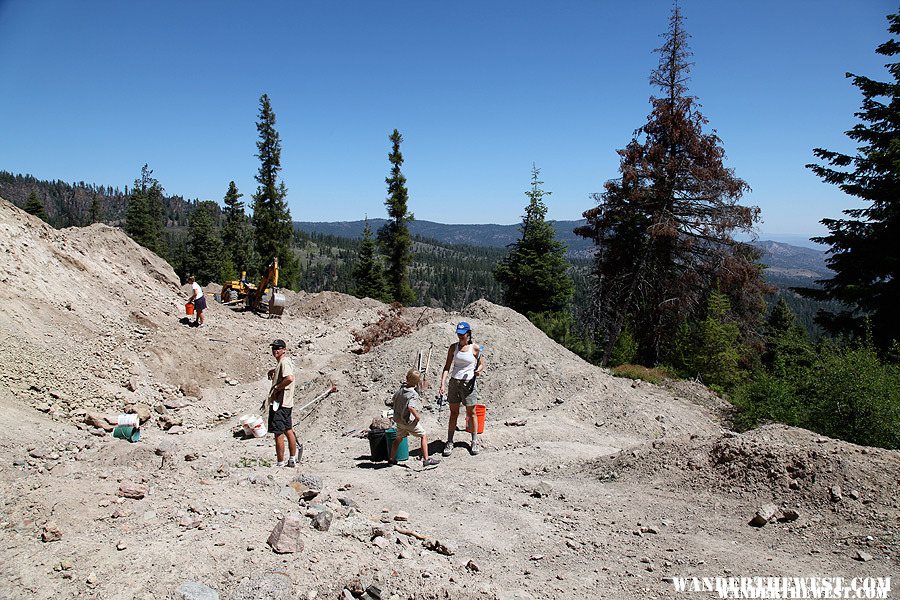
left=267, top=339, right=299, bottom=467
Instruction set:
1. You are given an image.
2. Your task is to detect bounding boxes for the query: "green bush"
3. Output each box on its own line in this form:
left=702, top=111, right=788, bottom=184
left=608, top=322, right=638, bottom=367
left=731, top=373, right=804, bottom=432
left=732, top=343, right=899, bottom=449
left=801, top=345, right=899, bottom=449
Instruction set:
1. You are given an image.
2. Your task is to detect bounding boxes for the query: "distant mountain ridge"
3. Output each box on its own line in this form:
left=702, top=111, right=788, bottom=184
left=296, top=218, right=830, bottom=280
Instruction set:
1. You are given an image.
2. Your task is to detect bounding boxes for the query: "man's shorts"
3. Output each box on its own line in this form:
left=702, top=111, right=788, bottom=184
left=268, top=406, right=293, bottom=433
left=395, top=421, right=426, bottom=439
left=194, top=295, right=207, bottom=312
left=448, top=378, right=477, bottom=407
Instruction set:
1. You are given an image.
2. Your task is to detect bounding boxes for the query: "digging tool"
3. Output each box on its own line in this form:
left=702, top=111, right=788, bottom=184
left=291, top=384, right=338, bottom=427
left=422, top=342, right=434, bottom=385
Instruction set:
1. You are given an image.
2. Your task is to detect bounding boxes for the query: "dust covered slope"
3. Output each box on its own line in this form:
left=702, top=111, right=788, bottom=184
left=0, top=197, right=897, bottom=600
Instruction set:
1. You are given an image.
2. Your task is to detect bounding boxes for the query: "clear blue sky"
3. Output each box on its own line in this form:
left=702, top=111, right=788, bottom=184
left=0, top=1, right=894, bottom=240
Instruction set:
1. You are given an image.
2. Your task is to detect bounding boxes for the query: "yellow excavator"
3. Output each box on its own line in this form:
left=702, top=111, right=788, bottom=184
left=220, top=257, right=285, bottom=316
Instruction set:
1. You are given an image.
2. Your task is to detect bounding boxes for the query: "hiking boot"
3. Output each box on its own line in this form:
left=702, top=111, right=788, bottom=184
left=470, top=439, right=480, bottom=455
left=442, top=442, right=453, bottom=457
left=275, top=460, right=287, bottom=467
left=423, top=457, right=441, bottom=466
left=387, top=459, right=398, bottom=466
left=286, top=457, right=296, bottom=467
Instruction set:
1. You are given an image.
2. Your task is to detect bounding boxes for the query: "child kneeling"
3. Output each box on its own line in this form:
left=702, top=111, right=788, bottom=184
left=390, top=370, right=440, bottom=466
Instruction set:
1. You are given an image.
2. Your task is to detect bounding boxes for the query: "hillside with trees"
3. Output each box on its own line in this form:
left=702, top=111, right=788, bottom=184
left=0, top=6, right=895, bottom=452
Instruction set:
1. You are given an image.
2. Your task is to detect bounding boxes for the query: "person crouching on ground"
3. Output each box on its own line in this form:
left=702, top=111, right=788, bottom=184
left=267, top=339, right=300, bottom=467
left=389, top=369, right=440, bottom=466
left=438, top=321, right=485, bottom=456
left=186, top=275, right=206, bottom=327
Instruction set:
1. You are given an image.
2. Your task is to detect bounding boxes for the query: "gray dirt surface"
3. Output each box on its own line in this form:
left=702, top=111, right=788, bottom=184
left=0, top=197, right=897, bottom=599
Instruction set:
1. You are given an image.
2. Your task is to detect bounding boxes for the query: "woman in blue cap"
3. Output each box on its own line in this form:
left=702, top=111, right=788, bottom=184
left=438, top=321, right=485, bottom=456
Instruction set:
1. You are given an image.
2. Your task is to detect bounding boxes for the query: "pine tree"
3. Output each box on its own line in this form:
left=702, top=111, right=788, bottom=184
left=764, top=296, right=815, bottom=377
left=575, top=5, right=767, bottom=366
left=89, top=194, right=102, bottom=224
left=495, top=165, right=574, bottom=315
left=353, top=218, right=390, bottom=302
left=221, top=181, right=255, bottom=277
left=801, top=8, right=900, bottom=350
left=125, top=164, right=165, bottom=254
left=688, top=289, right=748, bottom=390
left=251, top=94, right=297, bottom=288
left=23, top=191, right=48, bottom=221
left=378, top=129, right=416, bottom=304
left=186, top=201, right=224, bottom=284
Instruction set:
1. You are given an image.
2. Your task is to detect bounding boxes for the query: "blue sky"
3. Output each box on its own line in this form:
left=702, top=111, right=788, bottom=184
left=0, top=1, right=894, bottom=241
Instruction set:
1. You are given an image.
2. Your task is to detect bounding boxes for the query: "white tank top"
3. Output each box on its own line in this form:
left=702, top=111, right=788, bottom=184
left=450, top=343, right=477, bottom=380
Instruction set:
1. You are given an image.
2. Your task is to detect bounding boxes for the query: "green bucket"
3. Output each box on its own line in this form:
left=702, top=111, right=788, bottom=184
left=112, top=425, right=141, bottom=443
left=385, top=427, right=409, bottom=461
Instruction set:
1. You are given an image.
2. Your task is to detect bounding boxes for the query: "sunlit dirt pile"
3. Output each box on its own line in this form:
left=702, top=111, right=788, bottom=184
left=0, top=197, right=896, bottom=600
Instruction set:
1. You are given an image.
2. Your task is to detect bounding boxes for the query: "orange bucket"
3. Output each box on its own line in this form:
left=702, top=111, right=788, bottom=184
left=185, top=302, right=195, bottom=316
left=466, top=404, right=486, bottom=434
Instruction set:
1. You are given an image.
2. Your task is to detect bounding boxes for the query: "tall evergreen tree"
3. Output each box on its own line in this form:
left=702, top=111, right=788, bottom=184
left=801, top=8, right=900, bottom=351
left=186, top=201, right=225, bottom=284
left=251, top=94, right=297, bottom=287
left=378, top=129, right=416, bottom=304
left=125, top=164, right=165, bottom=255
left=495, top=165, right=574, bottom=315
left=575, top=5, right=767, bottom=365
left=686, top=289, right=748, bottom=390
left=353, top=218, right=390, bottom=302
left=221, top=181, right=255, bottom=277
left=764, top=296, right=815, bottom=377
left=89, top=194, right=102, bottom=224
left=23, top=191, right=48, bottom=221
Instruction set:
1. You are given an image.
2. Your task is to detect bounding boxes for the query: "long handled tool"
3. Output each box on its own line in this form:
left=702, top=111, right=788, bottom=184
left=417, top=342, right=434, bottom=392
left=291, top=384, right=338, bottom=427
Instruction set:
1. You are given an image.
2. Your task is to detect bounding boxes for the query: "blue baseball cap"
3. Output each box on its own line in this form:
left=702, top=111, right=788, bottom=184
left=455, top=321, right=471, bottom=335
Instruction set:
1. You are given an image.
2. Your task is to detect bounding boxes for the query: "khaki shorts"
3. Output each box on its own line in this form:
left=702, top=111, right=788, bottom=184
left=448, top=378, right=477, bottom=407
left=395, top=421, right=426, bottom=439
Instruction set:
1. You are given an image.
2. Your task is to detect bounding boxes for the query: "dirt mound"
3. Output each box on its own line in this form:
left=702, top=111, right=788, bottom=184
left=1, top=198, right=897, bottom=600
left=587, top=424, right=899, bottom=558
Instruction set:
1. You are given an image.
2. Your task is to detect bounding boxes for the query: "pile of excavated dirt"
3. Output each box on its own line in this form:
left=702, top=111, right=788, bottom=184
left=0, top=197, right=897, bottom=600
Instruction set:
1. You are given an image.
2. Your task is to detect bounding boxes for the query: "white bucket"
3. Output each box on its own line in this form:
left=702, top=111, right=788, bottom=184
left=117, top=414, right=139, bottom=427
left=246, top=415, right=267, bottom=438
left=239, top=414, right=256, bottom=436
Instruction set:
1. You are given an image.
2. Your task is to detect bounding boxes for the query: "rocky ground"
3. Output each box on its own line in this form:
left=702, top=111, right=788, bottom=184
left=0, top=197, right=897, bottom=600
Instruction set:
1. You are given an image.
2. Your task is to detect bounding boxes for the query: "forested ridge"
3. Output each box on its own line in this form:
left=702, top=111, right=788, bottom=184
left=0, top=170, right=199, bottom=229
left=0, top=168, right=830, bottom=336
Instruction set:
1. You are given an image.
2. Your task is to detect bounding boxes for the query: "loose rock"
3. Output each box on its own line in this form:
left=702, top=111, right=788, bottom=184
left=118, top=483, right=148, bottom=499
left=749, top=504, right=777, bottom=527
left=175, top=581, right=220, bottom=600
left=830, top=485, right=843, bottom=502
left=311, top=509, right=333, bottom=532
left=41, top=522, right=62, bottom=543
left=268, top=513, right=305, bottom=554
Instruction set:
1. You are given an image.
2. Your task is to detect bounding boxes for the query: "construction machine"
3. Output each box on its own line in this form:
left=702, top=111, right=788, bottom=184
left=220, top=257, right=285, bottom=316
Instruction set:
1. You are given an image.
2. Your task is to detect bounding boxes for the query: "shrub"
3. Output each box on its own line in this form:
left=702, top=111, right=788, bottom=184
left=608, top=322, right=638, bottom=367
left=731, top=343, right=900, bottom=449
left=801, top=345, right=900, bottom=449
left=611, top=364, right=673, bottom=385
left=352, top=303, right=413, bottom=354
left=731, top=373, right=804, bottom=432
